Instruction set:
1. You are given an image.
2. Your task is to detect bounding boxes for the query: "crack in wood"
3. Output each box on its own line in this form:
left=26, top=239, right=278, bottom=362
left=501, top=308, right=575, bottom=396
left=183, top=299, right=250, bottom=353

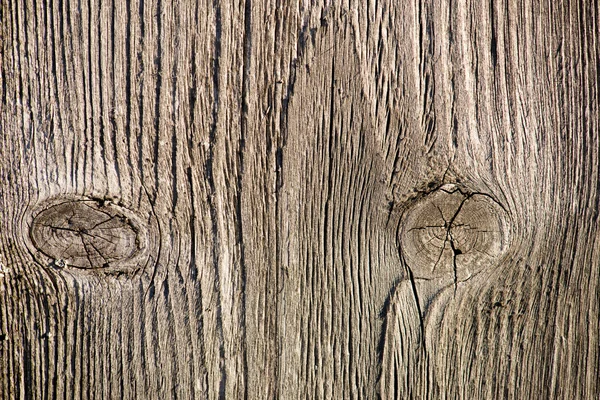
left=28, top=197, right=150, bottom=270
left=400, top=184, right=511, bottom=283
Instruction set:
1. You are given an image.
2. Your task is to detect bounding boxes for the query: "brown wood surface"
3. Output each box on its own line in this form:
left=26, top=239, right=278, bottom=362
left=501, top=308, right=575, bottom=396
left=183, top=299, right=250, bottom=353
left=1, top=0, right=599, bottom=398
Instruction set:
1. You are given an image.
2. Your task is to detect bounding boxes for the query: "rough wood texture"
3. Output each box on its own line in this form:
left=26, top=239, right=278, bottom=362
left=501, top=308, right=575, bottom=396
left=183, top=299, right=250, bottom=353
left=0, top=0, right=598, bottom=399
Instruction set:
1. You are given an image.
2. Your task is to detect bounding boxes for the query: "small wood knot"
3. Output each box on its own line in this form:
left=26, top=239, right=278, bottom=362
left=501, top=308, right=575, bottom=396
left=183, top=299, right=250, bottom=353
left=29, top=197, right=148, bottom=269
left=400, top=184, right=511, bottom=281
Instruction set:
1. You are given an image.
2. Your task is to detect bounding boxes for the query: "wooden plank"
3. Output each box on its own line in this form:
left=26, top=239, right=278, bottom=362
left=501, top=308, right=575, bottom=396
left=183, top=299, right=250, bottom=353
left=1, top=0, right=250, bottom=398
left=1, top=0, right=599, bottom=398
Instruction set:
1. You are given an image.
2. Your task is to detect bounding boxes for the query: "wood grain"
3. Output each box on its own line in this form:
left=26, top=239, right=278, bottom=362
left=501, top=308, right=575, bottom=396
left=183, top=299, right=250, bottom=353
left=1, top=0, right=599, bottom=399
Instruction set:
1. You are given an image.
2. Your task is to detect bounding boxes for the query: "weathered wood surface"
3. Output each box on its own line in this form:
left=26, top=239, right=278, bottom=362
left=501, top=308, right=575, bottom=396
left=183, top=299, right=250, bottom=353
left=1, top=0, right=599, bottom=398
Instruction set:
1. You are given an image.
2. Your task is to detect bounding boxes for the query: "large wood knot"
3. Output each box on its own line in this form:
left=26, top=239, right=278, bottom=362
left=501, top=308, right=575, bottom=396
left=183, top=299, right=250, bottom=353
left=29, top=197, right=149, bottom=269
left=400, top=184, right=511, bottom=281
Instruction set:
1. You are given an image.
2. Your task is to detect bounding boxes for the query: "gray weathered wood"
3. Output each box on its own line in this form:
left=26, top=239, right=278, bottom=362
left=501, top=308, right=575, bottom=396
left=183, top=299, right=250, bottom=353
left=1, top=0, right=598, bottom=398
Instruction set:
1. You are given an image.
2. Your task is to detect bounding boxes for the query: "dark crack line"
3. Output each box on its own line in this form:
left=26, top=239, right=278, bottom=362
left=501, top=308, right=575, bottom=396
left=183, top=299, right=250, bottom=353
left=88, top=240, right=113, bottom=267
left=415, top=235, right=443, bottom=257
left=473, top=247, right=495, bottom=258
left=430, top=194, right=473, bottom=279
left=470, top=191, right=510, bottom=215
left=434, top=203, right=446, bottom=221
left=451, top=222, right=476, bottom=229
left=87, top=215, right=120, bottom=230
left=141, top=183, right=163, bottom=299
left=446, top=194, right=472, bottom=227
left=80, top=236, right=97, bottom=268
left=431, top=236, right=448, bottom=273
left=448, top=231, right=459, bottom=293
left=443, top=194, right=474, bottom=292
left=81, top=201, right=116, bottom=219
left=430, top=203, right=450, bottom=273
left=46, top=225, right=119, bottom=246
left=405, top=263, right=427, bottom=352
left=407, top=224, right=446, bottom=232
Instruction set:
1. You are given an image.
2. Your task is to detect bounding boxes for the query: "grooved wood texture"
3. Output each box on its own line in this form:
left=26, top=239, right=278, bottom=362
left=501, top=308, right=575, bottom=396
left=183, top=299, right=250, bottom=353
left=1, top=0, right=599, bottom=399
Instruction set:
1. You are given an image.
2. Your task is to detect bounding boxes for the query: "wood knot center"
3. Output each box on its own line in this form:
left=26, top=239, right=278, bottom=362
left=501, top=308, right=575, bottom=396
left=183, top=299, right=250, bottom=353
left=29, top=197, right=148, bottom=269
left=400, top=184, right=511, bottom=281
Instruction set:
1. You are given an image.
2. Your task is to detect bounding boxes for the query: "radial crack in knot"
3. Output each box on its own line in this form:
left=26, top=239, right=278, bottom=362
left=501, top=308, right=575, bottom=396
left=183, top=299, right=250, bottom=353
left=29, top=198, right=149, bottom=270
left=400, top=184, right=511, bottom=282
